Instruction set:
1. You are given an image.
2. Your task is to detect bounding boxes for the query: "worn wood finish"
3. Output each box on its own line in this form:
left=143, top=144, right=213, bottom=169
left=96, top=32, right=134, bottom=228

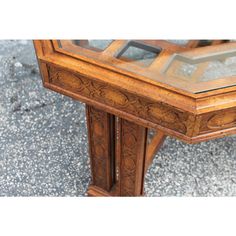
left=34, top=40, right=236, bottom=196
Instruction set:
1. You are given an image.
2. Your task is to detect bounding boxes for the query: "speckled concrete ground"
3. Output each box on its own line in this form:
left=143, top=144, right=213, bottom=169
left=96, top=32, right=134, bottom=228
left=0, top=40, right=236, bottom=196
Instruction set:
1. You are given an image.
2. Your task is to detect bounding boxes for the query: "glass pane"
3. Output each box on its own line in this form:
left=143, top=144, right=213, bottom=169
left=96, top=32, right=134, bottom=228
left=197, top=40, right=213, bottom=47
left=166, top=40, right=189, bottom=45
left=163, top=52, right=236, bottom=82
left=166, top=40, right=230, bottom=47
left=117, top=41, right=161, bottom=66
left=72, top=40, right=113, bottom=51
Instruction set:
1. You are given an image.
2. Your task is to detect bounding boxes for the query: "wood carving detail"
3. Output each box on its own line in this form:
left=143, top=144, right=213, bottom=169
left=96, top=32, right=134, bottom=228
left=120, top=120, right=141, bottom=196
left=47, top=65, right=188, bottom=134
left=207, top=112, right=236, bottom=129
left=87, top=106, right=111, bottom=191
left=199, top=109, right=236, bottom=134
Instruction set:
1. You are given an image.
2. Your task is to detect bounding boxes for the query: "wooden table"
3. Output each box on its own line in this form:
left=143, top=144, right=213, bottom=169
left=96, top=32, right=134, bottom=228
left=34, top=40, right=236, bottom=196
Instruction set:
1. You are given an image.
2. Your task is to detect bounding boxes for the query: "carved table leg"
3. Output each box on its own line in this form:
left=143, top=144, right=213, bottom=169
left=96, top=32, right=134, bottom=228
left=115, top=118, right=148, bottom=196
left=86, top=105, right=115, bottom=196
left=86, top=105, right=164, bottom=196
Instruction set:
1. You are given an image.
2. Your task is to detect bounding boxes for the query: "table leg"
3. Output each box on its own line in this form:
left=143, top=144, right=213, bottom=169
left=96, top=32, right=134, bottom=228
left=86, top=105, right=115, bottom=195
left=86, top=105, right=164, bottom=196
left=115, top=118, right=147, bottom=196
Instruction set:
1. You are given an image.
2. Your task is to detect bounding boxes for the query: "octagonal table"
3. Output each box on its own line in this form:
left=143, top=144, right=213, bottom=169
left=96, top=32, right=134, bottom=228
left=34, top=40, right=236, bottom=196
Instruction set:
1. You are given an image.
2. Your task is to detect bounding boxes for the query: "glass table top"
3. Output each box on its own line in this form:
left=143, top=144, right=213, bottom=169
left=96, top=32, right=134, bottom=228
left=69, top=40, right=113, bottom=51
left=117, top=41, right=161, bottom=66
left=164, top=52, right=236, bottom=82
left=55, top=40, right=236, bottom=94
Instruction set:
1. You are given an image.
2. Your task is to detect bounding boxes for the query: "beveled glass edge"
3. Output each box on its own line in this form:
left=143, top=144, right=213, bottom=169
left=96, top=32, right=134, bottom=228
left=162, top=48, right=236, bottom=74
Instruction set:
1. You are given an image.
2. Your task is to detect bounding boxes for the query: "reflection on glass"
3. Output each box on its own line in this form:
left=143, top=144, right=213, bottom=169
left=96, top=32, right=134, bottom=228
left=167, top=40, right=230, bottom=48
left=197, top=40, right=213, bottom=47
left=166, top=40, right=213, bottom=47
left=164, top=53, right=236, bottom=82
left=72, top=40, right=113, bottom=51
left=117, top=41, right=161, bottom=66
left=167, top=40, right=189, bottom=45
left=56, top=39, right=236, bottom=93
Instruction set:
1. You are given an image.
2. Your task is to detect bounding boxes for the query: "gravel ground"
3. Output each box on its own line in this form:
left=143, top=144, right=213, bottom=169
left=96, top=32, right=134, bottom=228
left=0, top=40, right=236, bottom=196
